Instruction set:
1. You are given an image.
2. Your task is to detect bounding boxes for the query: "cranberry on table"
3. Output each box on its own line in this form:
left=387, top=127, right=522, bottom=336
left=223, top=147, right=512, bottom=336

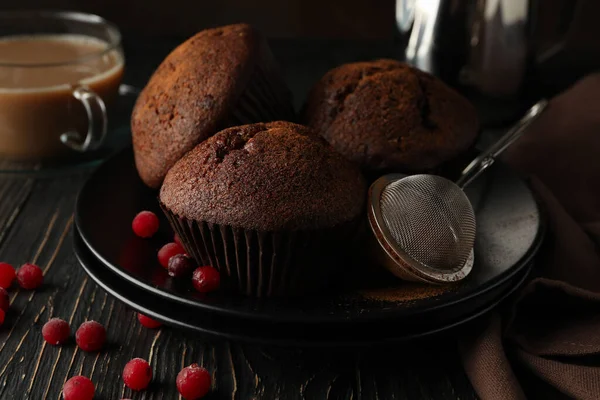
left=0, top=309, right=5, bottom=326
left=176, top=363, right=211, bottom=399
left=0, top=287, right=9, bottom=311
left=157, top=242, right=186, bottom=268
left=16, top=263, right=43, bottom=290
left=192, top=266, right=220, bottom=293
left=75, top=321, right=106, bottom=352
left=62, top=376, right=95, bottom=400
left=42, top=318, right=71, bottom=345
left=137, top=313, right=162, bottom=329
left=0, top=262, right=16, bottom=289
left=168, top=254, right=194, bottom=277
left=123, top=357, right=153, bottom=391
left=132, top=211, right=159, bottom=238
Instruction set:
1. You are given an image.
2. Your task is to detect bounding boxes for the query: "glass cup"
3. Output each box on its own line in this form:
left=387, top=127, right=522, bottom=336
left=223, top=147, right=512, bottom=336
left=0, top=11, right=125, bottom=162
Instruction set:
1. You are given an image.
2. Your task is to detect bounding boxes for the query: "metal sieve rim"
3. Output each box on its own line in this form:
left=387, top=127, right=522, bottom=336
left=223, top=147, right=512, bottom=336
left=368, top=174, right=474, bottom=284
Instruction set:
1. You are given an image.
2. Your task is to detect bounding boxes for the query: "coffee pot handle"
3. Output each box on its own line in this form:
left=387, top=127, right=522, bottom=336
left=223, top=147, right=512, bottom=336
left=60, top=86, right=107, bottom=152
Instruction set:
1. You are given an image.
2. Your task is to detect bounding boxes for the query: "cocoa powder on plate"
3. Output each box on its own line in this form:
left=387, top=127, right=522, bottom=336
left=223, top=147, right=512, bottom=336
left=358, top=282, right=459, bottom=303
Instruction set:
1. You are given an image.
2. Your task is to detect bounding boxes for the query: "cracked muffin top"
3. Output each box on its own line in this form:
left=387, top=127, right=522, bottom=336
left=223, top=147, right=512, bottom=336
left=159, top=121, right=366, bottom=231
left=302, top=59, right=479, bottom=173
left=131, top=23, right=291, bottom=189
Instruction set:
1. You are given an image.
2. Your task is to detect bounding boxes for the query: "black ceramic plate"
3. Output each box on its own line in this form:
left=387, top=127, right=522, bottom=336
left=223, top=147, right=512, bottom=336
left=74, top=229, right=532, bottom=346
left=75, top=148, right=544, bottom=324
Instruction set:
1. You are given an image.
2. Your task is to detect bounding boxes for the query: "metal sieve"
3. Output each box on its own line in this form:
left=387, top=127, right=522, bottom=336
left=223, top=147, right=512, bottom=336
left=368, top=99, right=548, bottom=284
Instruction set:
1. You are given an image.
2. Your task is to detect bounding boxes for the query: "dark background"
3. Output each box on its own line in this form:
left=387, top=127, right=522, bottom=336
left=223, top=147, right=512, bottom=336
left=3, top=0, right=600, bottom=101
left=2, top=0, right=396, bottom=38
left=0, top=0, right=598, bottom=45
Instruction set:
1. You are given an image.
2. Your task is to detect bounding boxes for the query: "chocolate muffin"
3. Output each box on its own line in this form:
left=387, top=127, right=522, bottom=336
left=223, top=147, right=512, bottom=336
left=303, top=59, right=478, bottom=174
left=132, top=23, right=295, bottom=188
left=160, top=121, right=366, bottom=296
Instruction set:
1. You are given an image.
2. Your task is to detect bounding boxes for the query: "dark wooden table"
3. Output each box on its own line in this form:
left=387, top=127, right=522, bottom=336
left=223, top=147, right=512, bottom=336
left=0, top=38, right=478, bottom=399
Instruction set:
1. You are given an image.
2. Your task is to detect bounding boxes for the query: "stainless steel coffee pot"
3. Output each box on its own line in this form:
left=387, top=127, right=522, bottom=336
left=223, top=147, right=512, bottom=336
left=396, top=0, right=588, bottom=98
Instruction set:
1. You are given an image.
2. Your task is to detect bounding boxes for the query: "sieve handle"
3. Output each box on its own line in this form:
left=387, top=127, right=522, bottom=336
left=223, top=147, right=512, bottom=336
left=456, top=99, right=549, bottom=188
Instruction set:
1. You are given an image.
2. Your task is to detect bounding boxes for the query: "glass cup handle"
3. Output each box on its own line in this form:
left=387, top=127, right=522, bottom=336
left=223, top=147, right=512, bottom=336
left=60, top=86, right=107, bottom=152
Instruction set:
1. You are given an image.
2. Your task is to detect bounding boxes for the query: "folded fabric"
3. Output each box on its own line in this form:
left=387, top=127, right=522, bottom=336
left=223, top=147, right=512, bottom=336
left=459, top=73, right=600, bottom=400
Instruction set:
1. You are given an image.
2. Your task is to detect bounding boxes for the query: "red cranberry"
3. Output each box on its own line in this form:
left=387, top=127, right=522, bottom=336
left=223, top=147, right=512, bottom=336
left=123, top=358, right=152, bottom=391
left=132, top=211, right=159, bottom=238
left=0, top=309, right=5, bottom=326
left=137, top=313, right=162, bottom=329
left=62, top=376, right=94, bottom=400
left=0, top=263, right=15, bottom=289
left=0, top=287, right=9, bottom=311
left=17, top=263, right=43, bottom=290
left=192, top=266, right=220, bottom=293
left=168, top=254, right=194, bottom=277
left=174, top=233, right=182, bottom=245
left=75, top=321, right=106, bottom=352
left=42, top=318, right=70, bottom=345
left=176, top=363, right=211, bottom=399
left=157, top=242, right=185, bottom=268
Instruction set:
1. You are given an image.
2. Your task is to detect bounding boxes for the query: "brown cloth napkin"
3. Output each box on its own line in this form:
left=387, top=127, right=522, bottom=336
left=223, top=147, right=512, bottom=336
left=459, top=74, right=600, bottom=400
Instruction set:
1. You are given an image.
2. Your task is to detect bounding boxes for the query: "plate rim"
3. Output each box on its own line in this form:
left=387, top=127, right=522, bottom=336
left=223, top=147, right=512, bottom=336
left=74, top=229, right=533, bottom=347
left=75, top=148, right=546, bottom=323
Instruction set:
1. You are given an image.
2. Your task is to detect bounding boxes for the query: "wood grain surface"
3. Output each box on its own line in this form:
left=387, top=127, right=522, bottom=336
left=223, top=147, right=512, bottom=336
left=0, top=38, right=478, bottom=399
left=0, top=175, right=477, bottom=399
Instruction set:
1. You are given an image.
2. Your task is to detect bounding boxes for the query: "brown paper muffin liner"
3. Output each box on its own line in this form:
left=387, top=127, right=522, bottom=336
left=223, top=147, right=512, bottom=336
left=225, top=43, right=296, bottom=127
left=161, top=203, right=363, bottom=297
